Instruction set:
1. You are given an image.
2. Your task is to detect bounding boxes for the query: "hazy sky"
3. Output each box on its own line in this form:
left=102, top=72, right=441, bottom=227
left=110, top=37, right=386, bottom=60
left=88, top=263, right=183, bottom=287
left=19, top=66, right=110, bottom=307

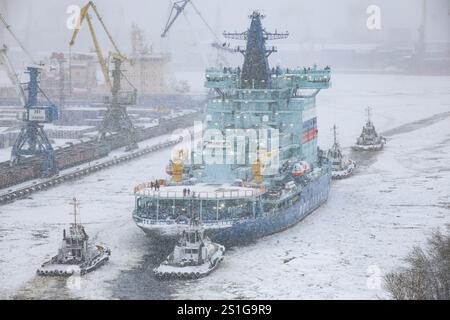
left=0, top=0, right=449, bottom=66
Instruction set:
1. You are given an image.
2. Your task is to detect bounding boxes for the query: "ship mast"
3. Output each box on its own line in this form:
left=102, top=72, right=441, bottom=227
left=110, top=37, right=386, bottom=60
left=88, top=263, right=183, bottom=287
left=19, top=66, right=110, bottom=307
left=224, top=11, right=288, bottom=89
left=333, top=124, right=338, bottom=145
left=70, top=197, right=79, bottom=227
left=366, top=107, right=372, bottom=124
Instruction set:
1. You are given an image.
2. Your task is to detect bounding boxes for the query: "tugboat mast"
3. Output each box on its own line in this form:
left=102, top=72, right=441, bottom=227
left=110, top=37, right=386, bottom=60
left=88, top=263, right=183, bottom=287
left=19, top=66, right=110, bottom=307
left=70, top=197, right=79, bottom=227
left=333, top=124, right=338, bottom=146
left=366, top=107, right=372, bottom=124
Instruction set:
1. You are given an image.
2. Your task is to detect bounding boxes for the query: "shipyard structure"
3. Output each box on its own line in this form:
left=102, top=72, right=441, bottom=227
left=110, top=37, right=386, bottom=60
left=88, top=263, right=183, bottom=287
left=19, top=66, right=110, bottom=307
left=133, top=11, right=332, bottom=246
left=0, top=8, right=201, bottom=192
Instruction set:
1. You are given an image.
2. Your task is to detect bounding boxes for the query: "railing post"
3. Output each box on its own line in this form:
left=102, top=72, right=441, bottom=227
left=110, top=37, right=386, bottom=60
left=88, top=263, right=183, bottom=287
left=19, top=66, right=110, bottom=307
left=216, top=199, right=219, bottom=221
left=156, top=197, right=159, bottom=221
left=172, top=198, right=175, bottom=217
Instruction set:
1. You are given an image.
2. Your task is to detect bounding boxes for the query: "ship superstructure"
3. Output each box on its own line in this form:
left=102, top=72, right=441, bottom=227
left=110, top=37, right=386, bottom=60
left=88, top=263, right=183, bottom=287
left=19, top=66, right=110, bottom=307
left=353, top=107, right=386, bottom=151
left=327, top=125, right=355, bottom=179
left=133, top=11, right=332, bottom=246
left=154, top=219, right=225, bottom=279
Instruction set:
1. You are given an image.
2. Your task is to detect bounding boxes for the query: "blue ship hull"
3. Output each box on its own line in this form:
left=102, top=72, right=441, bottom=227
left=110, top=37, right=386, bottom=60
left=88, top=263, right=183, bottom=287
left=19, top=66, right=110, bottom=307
left=133, top=167, right=331, bottom=247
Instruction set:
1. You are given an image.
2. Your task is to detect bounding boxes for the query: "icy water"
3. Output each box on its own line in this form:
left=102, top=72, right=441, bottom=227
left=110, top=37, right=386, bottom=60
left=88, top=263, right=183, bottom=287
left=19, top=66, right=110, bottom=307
left=13, top=238, right=175, bottom=300
left=350, top=111, right=450, bottom=171
left=111, top=237, right=176, bottom=300
left=0, top=73, right=449, bottom=299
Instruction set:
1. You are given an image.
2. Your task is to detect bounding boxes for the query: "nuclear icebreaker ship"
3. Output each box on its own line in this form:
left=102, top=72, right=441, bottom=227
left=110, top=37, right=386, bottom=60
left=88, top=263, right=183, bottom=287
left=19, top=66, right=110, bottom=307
left=132, top=11, right=332, bottom=246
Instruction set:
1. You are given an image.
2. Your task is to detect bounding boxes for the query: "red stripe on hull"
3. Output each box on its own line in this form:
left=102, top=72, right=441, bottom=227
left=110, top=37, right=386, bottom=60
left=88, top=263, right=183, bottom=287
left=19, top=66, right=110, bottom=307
left=302, top=128, right=318, bottom=143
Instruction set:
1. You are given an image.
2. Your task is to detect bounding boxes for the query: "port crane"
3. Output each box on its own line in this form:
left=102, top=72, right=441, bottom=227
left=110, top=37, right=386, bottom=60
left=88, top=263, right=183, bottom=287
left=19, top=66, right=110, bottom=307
left=0, top=13, right=59, bottom=175
left=161, top=0, right=234, bottom=65
left=161, top=0, right=191, bottom=38
left=69, top=1, right=138, bottom=151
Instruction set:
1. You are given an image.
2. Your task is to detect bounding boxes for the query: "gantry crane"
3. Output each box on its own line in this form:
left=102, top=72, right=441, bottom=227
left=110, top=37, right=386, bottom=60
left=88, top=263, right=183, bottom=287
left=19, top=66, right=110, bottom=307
left=0, top=12, right=59, bottom=175
left=69, top=1, right=138, bottom=151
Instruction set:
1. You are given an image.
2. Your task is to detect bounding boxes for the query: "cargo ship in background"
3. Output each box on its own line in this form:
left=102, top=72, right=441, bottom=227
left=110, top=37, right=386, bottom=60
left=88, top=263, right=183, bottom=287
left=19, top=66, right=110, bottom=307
left=133, top=11, right=332, bottom=246
left=0, top=24, right=194, bottom=107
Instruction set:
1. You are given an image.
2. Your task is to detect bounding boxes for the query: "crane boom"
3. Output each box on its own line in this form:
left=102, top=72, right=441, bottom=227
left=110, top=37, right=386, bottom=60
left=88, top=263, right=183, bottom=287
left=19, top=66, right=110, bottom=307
left=69, top=1, right=126, bottom=90
left=88, top=2, right=123, bottom=57
left=0, top=45, right=27, bottom=105
left=0, top=11, right=36, bottom=104
left=161, top=0, right=219, bottom=41
left=161, top=0, right=191, bottom=38
left=0, top=13, right=37, bottom=65
left=85, top=12, right=111, bottom=89
left=161, top=0, right=232, bottom=65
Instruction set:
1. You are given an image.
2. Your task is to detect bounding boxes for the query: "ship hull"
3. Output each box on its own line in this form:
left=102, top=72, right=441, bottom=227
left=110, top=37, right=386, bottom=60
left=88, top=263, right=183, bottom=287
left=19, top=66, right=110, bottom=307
left=134, top=169, right=331, bottom=247
left=352, top=143, right=384, bottom=151
left=331, top=160, right=356, bottom=179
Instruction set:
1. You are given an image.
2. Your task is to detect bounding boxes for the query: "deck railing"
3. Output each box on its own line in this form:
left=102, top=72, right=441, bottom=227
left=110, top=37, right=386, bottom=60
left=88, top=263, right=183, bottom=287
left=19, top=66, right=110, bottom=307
left=136, top=188, right=262, bottom=200
left=137, top=217, right=246, bottom=226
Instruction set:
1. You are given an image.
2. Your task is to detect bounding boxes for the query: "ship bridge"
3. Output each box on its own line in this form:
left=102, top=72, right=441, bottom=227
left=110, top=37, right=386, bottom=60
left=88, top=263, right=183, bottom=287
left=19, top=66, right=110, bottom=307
left=196, top=11, right=332, bottom=184
left=205, top=66, right=331, bottom=91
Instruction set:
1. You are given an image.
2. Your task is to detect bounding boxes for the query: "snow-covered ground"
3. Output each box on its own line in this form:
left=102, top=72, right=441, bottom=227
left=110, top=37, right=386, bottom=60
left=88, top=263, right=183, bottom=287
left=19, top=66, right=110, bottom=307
left=0, top=74, right=449, bottom=299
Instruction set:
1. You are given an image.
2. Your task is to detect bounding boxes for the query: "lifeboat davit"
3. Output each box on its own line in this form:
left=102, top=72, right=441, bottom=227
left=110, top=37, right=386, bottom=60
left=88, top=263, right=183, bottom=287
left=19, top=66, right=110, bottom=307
left=292, top=161, right=309, bottom=177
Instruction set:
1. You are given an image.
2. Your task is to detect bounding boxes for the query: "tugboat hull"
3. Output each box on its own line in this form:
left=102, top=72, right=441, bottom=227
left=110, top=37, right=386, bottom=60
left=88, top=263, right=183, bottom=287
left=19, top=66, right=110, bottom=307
left=154, top=244, right=225, bottom=280
left=36, top=264, right=80, bottom=277
left=37, top=245, right=111, bottom=277
left=332, top=160, right=356, bottom=179
left=352, top=143, right=384, bottom=151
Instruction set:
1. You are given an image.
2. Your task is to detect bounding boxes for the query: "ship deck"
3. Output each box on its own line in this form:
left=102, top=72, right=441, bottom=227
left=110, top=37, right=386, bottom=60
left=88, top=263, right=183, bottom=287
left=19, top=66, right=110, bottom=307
left=134, top=183, right=264, bottom=200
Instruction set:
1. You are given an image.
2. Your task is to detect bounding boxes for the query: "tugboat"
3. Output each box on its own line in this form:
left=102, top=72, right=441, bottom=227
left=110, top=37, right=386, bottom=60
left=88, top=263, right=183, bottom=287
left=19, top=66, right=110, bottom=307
left=154, top=219, right=225, bottom=280
left=327, top=125, right=356, bottom=179
left=37, top=198, right=110, bottom=277
left=353, top=107, right=386, bottom=151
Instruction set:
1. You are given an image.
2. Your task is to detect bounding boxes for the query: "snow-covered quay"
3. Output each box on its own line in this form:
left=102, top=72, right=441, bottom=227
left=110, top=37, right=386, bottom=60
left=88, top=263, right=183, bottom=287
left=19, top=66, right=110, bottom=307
left=0, top=74, right=449, bottom=299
